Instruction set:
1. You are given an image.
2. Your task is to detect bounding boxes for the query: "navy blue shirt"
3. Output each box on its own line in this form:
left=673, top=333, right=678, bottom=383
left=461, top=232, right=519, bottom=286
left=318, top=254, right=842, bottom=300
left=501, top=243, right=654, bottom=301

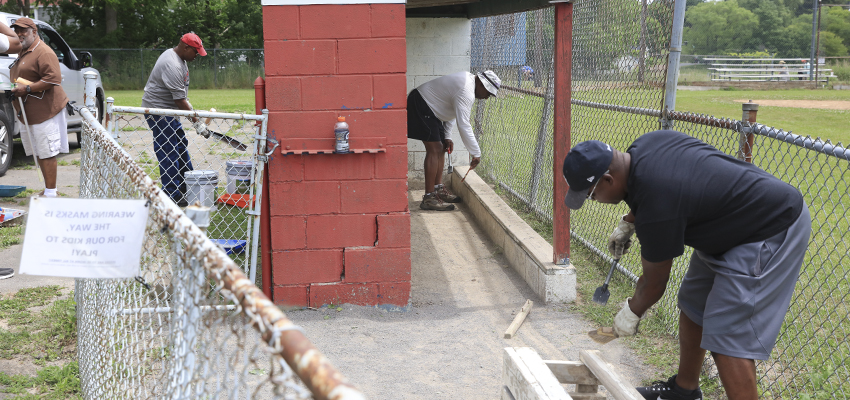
left=625, top=130, right=803, bottom=262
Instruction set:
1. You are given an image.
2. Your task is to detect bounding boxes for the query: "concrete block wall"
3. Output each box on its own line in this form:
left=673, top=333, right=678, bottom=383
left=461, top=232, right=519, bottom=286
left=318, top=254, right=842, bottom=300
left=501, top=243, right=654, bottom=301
left=264, top=3, right=411, bottom=308
left=406, top=18, right=472, bottom=185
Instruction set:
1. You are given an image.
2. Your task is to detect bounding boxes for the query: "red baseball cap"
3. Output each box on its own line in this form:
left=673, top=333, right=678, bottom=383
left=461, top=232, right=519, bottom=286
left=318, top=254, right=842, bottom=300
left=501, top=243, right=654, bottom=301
left=181, top=33, right=207, bottom=56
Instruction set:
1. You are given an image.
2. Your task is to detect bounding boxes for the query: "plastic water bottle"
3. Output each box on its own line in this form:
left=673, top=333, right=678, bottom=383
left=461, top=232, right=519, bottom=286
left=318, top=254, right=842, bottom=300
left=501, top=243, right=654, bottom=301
left=334, top=116, right=350, bottom=154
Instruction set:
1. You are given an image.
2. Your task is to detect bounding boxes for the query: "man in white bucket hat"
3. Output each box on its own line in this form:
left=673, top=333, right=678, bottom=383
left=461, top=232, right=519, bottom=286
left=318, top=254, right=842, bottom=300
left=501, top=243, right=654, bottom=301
left=407, top=70, right=500, bottom=211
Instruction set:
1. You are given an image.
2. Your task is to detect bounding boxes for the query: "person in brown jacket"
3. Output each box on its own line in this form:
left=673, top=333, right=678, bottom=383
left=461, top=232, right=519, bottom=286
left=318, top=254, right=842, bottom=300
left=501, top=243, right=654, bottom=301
left=9, top=17, right=70, bottom=198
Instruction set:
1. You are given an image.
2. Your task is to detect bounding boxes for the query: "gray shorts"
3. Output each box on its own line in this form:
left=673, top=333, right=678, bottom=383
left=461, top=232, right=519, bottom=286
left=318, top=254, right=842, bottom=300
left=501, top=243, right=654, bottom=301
left=678, top=204, right=811, bottom=360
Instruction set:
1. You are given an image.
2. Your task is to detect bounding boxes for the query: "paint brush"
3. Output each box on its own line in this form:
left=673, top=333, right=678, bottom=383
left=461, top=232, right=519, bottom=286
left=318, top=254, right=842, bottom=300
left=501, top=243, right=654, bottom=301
left=587, top=327, right=617, bottom=344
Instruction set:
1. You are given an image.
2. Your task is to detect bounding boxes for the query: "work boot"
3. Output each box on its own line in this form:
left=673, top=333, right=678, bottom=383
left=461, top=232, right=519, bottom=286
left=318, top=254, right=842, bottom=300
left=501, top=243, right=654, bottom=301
left=435, top=184, right=461, bottom=203
left=636, top=375, right=703, bottom=400
left=420, top=192, right=455, bottom=211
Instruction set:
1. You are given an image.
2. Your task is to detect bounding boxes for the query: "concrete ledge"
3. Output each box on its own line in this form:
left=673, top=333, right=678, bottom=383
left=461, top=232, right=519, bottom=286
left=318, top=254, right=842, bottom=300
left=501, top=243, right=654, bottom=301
left=449, top=167, right=575, bottom=304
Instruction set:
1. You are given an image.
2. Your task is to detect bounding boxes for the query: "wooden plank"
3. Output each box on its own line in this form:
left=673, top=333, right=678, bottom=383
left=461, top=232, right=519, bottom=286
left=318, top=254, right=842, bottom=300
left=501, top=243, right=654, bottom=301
left=567, top=393, right=605, bottom=400
left=543, top=361, right=599, bottom=385
left=504, top=300, right=533, bottom=339
left=503, top=348, right=572, bottom=400
left=579, top=350, right=643, bottom=400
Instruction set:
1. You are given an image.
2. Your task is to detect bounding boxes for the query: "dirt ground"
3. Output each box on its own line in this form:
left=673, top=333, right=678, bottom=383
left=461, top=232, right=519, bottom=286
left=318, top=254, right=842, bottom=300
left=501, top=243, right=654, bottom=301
left=734, top=99, right=850, bottom=110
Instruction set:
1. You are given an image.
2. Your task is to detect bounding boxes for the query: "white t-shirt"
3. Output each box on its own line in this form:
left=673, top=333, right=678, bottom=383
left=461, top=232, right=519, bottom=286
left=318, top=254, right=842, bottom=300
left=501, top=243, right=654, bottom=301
left=0, top=34, right=9, bottom=53
left=416, top=72, right=480, bottom=157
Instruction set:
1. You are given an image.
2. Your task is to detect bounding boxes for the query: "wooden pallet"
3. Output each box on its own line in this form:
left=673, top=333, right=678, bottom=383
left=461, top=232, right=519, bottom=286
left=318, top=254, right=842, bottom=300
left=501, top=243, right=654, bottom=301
left=502, top=347, right=643, bottom=400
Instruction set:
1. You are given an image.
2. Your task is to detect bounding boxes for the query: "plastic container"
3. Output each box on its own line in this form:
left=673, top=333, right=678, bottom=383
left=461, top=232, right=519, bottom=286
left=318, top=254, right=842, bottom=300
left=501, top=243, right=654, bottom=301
left=211, top=239, right=247, bottom=255
left=225, top=160, right=254, bottom=194
left=334, top=116, right=350, bottom=154
left=0, top=185, right=26, bottom=198
left=184, top=170, right=219, bottom=208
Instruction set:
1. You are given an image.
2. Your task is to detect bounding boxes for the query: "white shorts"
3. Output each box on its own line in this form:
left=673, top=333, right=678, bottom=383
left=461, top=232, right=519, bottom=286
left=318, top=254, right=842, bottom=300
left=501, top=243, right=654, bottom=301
left=19, top=109, right=68, bottom=159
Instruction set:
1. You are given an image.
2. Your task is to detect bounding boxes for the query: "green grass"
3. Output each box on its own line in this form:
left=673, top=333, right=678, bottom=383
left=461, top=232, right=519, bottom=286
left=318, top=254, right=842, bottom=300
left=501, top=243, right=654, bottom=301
left=105, top=89, right=258, bottom=114
left=0, top=287, right=80, bottom=399
left=675, top=89, right=850, bottom=144
left=0, top=226, right=23, bottom=250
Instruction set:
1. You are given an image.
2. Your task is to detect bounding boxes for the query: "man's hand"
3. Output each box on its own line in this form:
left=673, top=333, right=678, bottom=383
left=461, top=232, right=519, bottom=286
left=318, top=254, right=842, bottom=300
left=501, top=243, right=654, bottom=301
left=469, top=157, right=481, bottom=170
left=443, top=139, right=453, bottom=154
left=608, top=215, right=635, bottom=258
left=10, top=85, right=26, bottom=98
left=193, top=121, right=210, bottom=138
left=613, top=297, right=642, bottom=337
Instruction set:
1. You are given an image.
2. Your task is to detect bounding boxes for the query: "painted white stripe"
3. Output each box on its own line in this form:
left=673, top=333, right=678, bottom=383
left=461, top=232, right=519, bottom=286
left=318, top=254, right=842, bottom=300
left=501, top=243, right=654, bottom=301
left=262, top=0, right=404, bottom=4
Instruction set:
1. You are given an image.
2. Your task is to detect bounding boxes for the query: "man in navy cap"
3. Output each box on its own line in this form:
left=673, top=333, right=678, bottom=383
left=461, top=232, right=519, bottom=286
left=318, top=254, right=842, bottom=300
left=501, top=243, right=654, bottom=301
left=562, top=130, right=811, bottom=400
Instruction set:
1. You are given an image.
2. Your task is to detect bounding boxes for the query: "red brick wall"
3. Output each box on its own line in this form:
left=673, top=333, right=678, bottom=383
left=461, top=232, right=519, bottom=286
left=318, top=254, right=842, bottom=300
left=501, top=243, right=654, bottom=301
left=264, top=3, right=410, bottom=308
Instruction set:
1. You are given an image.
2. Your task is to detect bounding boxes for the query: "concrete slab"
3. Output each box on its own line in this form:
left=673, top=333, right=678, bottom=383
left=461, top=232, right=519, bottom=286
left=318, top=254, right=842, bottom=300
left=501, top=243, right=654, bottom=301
left=449, top=166, right=576, bottom=304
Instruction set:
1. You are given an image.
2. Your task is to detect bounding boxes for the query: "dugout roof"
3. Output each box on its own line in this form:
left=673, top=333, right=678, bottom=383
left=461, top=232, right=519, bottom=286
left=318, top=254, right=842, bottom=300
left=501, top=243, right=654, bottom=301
left=406, top=0, right=555, bottom=18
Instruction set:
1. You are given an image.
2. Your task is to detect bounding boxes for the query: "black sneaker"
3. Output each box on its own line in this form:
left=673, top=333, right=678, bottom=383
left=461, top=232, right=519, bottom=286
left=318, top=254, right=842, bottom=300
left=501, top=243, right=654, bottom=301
left=636, top=375, right=703, bottom=400
left=0, top=268, right=15, bottom=280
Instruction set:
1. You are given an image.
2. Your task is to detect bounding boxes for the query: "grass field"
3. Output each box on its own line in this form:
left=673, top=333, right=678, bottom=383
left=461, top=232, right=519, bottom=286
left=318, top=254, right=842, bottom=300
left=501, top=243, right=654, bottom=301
left=676, top=89, right=850, bottom=144
left=104, top=89, right=258, bottom=114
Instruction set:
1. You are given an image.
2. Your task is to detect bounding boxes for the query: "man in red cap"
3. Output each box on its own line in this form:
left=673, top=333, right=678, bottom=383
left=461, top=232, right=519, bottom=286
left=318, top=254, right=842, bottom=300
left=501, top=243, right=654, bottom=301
left=141, top=32, right=208, bottom=207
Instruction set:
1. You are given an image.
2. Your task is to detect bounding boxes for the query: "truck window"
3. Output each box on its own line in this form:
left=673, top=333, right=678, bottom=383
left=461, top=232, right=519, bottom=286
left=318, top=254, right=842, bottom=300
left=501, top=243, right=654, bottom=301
left=37, top=28, right=73, bottom=69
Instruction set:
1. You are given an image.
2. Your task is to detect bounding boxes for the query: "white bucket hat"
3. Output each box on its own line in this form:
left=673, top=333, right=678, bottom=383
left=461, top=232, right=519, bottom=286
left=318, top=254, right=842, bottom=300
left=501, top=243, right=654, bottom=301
left=476, top=70, right=501, bottom=97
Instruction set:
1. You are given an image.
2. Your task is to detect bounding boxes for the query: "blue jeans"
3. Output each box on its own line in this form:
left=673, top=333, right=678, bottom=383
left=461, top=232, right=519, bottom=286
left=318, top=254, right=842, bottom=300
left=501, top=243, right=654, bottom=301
left=145, top=115, right=193, bottom=202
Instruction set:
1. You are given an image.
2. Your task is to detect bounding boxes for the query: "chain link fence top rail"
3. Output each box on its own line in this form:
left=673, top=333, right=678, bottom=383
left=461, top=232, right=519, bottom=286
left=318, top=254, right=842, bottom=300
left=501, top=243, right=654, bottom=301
left=471, top=2, right=848, bottom=399
left=75, top=83, right=364, bottom=399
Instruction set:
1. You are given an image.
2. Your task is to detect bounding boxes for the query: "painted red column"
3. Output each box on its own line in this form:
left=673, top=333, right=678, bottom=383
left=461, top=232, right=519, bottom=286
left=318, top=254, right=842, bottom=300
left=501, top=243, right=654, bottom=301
left=263, top=3, right=410, bottom=308
left=553, top=1, right=573, bottom=264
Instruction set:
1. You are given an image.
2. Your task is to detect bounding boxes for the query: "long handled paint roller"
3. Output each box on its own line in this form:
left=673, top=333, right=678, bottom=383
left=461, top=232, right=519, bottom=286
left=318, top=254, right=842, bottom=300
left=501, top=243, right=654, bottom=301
left=14, top=78, right=43, bottom=184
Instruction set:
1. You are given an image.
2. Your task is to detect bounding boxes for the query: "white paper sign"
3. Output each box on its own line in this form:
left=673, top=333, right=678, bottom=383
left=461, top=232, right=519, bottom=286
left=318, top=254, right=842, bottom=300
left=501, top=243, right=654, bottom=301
left=19, top=198, right=150, bottom=278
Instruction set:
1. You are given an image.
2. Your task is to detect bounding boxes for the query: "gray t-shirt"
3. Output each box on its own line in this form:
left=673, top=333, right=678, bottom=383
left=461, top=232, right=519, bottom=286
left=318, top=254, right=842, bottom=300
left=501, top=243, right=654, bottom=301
left=141, top=48, right=189, bottom=109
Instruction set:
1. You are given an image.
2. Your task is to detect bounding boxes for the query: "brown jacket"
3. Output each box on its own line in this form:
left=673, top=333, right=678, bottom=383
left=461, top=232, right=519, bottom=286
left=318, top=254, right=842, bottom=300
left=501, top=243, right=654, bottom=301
left=10, top=37, right=68, bottom=125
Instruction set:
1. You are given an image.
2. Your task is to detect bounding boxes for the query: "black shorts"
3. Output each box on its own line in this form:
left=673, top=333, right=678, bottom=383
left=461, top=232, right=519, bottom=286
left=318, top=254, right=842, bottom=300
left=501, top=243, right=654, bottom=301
left=407, top=89, right=444, bottom=142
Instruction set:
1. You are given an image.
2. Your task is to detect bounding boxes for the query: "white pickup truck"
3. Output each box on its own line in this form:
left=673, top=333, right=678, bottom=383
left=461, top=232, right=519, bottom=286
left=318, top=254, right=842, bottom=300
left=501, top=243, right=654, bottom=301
left=0, top=12, right=105, bottom=176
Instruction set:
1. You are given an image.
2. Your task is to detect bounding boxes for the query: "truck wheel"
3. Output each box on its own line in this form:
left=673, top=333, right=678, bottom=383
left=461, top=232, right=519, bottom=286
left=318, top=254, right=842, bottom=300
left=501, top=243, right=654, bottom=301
left=0, top=111, right=12, bottom=177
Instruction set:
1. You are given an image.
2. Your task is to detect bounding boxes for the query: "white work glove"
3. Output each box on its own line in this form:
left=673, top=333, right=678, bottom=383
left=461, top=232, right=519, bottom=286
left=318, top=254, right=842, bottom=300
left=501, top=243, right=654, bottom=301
left=193, top=121, right=210, bottom=138
left=613, top=297, right=642, bottom=337
left=608, top=215, right=635, bottom=258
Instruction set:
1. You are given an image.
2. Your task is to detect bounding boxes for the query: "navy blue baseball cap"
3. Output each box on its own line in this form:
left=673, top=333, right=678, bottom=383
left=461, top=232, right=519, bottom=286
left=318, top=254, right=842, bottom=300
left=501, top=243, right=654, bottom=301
left=562, top=140, right=613, bottom=209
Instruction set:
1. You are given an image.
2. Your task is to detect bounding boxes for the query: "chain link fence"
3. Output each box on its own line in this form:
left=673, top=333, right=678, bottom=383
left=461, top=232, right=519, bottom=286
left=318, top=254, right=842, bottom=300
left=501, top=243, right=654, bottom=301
left=104, top=101, right=272, bottom=284
left=79, top=48, right=264, bottom=90
left=75, top=74, right=362, bottom=399
left=471, top=1, right=848, bottom=398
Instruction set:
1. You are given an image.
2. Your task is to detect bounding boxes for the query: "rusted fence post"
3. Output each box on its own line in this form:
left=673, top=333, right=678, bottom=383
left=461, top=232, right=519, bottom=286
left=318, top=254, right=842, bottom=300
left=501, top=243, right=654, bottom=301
left=553, top=0, right=573, bottom=265
left=740, top=101, right=758, bottom=163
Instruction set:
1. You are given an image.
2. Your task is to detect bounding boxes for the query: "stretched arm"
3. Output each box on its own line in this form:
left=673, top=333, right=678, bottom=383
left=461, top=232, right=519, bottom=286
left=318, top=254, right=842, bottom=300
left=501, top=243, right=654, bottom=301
left=0, top=22, right=21, bottom=54
left=629, top=256, right=673, bottom=316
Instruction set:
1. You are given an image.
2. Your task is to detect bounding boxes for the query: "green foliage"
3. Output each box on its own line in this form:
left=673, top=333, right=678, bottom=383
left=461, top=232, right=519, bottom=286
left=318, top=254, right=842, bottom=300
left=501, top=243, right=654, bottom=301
left=684, top=0, right=758, bottom=55
left=820, top=31, right=849, bottom=57
left=41, top=0, right=262, bottom=50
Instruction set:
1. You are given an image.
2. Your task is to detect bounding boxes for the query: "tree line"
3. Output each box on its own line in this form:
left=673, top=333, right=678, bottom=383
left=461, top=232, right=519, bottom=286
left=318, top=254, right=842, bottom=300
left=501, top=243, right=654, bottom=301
left=684, top=0, right=850, bottom=58
left=0, top=0, right=263, bottom=49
